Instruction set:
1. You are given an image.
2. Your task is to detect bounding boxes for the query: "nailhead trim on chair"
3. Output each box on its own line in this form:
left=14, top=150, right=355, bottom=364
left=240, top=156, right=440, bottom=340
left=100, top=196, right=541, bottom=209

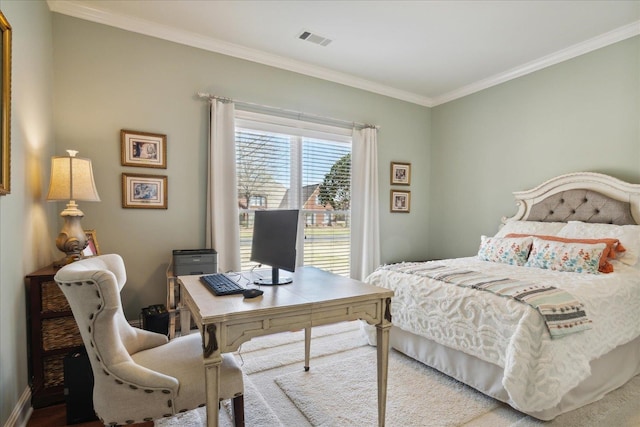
left=58, top=278, right=179, bottom=425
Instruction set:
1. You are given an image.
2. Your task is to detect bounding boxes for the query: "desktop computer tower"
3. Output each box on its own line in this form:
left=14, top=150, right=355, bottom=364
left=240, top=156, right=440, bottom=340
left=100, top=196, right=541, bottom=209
left=64, top=349, right=98, bottom=424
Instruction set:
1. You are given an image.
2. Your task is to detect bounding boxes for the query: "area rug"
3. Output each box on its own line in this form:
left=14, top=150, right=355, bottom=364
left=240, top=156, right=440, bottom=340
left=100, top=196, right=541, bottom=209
left=275, top=350, right=500, bottom=426
left=156, top=321, right=640, bottom=426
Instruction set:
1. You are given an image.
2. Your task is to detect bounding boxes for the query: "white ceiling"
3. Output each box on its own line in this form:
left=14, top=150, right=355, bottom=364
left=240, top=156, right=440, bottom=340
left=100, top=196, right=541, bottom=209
left=48, top=1, right=640, bottom=106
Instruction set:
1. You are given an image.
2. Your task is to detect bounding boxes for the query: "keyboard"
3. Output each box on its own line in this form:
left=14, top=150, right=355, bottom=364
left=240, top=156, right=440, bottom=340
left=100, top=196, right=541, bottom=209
left=199, top=273, right=245, bottom=296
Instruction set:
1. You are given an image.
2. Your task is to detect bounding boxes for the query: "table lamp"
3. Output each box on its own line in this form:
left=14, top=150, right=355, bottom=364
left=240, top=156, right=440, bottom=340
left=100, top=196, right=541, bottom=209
left=47, top=150, right=100, bottom=266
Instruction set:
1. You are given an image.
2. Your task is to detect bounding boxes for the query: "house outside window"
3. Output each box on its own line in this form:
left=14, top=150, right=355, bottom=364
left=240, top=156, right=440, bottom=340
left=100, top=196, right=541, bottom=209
left=248, top=195, right=267, bottom=209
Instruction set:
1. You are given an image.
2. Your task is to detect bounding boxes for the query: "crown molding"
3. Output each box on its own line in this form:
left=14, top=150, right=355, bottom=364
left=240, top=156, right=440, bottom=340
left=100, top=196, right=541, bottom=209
left=431, top=20, right=640, bottom=106
left=48, top=1, right=638, bottom=108
left=47, top=0, right=434, bottom=107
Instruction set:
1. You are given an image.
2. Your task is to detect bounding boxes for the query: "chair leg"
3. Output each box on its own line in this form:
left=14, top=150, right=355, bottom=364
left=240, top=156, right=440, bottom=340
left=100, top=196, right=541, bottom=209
left=232, top=395, right=245, bottom=427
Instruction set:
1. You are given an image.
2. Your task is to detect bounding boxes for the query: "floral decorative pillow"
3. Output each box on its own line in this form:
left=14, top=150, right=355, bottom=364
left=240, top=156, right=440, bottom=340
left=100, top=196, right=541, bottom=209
left=524, top=237, right=606, bottom=274
left=477, top=235, right=533, bottom=266
left=505, top=233, right=624, bottom=273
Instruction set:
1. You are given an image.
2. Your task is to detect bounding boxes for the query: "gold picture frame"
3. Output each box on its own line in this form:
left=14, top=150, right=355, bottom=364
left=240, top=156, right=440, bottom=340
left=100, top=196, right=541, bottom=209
left=390, top=162, right=411, bottom=185
left=122, top=173, right=168, bottom=209
left=83, top=230, right=101, bottom=257
left=121, top=129, right=167, bottom=168
left=0, top=12, right=11, bottom=195
left=391, top=190, right=411, bottom=213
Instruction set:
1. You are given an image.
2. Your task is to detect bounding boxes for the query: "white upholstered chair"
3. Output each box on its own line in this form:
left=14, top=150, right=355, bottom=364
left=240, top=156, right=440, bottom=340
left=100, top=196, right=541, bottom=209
left=54, top=254, right=244, bottom=426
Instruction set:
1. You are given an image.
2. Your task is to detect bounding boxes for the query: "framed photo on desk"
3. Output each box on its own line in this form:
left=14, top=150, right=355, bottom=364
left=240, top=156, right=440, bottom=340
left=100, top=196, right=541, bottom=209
left=83, top=230, right=100, bottom=257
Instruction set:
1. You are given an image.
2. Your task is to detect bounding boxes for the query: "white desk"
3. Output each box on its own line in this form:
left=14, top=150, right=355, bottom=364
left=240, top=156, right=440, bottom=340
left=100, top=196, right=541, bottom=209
left=178, top=267, right=393, bottom=427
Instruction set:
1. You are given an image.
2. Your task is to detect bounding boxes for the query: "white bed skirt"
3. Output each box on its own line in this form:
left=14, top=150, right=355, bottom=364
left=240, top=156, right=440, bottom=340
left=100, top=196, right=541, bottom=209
left=363, top=323, right=640, bottom=420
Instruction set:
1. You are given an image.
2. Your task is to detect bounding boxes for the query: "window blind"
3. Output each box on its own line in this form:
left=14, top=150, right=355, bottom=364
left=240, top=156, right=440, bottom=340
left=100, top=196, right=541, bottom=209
left=236, top=120, right=351, bottom=276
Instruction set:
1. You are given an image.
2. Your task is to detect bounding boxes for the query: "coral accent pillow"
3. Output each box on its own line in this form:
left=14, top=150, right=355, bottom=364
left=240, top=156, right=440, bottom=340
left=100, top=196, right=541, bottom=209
left=506, top=233, right=625, bottom=273
left=558, top=221, right=640, bottom=267
left=477, top=235, right=533, bottom=266
left=524, top=237, right=606, bottom=274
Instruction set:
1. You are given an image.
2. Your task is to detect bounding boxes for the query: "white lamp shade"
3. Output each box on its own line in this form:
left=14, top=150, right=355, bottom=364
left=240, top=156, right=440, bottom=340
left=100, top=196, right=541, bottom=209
left=47, top=154, right=100, bottom=202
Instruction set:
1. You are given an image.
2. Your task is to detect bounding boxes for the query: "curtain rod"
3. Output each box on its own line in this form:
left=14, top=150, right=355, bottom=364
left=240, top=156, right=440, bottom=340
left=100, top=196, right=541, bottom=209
left=197, top=92, right=378, bottom=131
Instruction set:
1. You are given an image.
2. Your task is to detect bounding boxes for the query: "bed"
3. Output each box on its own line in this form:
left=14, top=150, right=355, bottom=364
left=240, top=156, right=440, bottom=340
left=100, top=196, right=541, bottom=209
left=363, top=172, right=640, bottom=420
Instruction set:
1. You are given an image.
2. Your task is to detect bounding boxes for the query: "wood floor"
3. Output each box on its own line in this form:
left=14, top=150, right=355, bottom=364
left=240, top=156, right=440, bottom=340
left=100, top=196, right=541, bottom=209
left=27, top=403, right=153, bottom=427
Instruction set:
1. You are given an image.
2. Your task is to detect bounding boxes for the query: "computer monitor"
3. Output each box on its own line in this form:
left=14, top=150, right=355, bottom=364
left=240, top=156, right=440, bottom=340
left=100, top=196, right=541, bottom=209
left=250, top=209, right=299, bottom=285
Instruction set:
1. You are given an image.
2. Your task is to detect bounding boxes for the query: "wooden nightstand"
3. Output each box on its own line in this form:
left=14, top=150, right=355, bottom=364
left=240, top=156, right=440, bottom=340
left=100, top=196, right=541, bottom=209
left=26, top=264, right=83, bottom=408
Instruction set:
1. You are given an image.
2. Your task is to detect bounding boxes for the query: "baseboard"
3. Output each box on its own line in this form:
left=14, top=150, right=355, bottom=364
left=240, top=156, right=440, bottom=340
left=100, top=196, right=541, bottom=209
left=3, top=386, right=33, bottom=427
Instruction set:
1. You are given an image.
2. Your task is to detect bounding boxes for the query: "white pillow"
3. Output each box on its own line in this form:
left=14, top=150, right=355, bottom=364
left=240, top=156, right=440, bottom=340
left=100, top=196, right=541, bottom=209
left=494, top=220, right=567, bottom=238
left=557, top=221, right=640, bottom=266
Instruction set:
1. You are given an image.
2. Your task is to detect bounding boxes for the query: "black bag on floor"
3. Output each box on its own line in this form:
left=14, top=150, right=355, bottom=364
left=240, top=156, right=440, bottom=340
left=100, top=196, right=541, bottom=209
left=140, top=304, right=169, bottom=335
left=64, top=348, right=98, bottom=424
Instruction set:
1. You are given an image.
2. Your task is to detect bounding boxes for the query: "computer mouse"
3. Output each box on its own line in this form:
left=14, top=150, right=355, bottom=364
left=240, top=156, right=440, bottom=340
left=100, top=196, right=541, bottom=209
left=243, top=288, right=264, bottom=299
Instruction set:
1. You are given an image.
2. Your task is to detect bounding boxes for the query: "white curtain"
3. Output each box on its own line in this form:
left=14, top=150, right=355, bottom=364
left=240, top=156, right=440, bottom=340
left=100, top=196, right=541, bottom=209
left=206, top=99, right=241, bottom=272
left=350, top=127, right=380, bottom=280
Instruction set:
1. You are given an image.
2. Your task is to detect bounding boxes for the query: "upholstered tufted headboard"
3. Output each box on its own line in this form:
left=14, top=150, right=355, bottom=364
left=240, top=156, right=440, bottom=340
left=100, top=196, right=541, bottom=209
left=502, top=172, right=640, bottom=226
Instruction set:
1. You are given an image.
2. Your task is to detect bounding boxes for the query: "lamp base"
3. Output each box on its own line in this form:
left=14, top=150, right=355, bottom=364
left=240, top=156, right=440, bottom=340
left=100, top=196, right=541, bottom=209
left=54, top=204, right=89, bottom=267
left=53, top=251, right=85, bottom=268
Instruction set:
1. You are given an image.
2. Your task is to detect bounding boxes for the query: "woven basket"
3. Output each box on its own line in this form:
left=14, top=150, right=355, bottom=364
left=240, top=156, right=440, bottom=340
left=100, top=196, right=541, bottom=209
left=41, top=281, right=70, bottom=312
left=43, top=353, right=66, bottom=388
left=42, top=317, right=82, bottom=351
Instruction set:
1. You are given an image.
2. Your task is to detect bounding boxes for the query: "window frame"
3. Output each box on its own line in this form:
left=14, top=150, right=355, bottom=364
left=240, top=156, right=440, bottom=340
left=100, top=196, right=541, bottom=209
left=235, top=111, right=353, bottom=275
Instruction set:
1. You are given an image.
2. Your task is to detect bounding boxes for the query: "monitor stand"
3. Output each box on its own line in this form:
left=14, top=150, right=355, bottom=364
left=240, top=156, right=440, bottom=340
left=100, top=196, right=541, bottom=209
left=254, top=267, right=293, bottom=286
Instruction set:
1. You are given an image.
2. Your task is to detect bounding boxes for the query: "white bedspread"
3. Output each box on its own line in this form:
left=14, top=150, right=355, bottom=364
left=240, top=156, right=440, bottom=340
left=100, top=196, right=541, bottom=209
left=365, top=257, right=640, bottom=412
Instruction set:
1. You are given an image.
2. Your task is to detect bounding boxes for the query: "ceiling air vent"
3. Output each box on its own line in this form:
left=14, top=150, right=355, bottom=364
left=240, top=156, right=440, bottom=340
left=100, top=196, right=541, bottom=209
left=298, top=30, right=332, bottom=47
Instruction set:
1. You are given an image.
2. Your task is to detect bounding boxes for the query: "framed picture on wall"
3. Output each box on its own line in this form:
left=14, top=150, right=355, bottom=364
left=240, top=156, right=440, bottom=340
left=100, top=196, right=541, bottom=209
left=122, top=173, right=168, bottom=209
left=83, top=230, right=101, bottom=257
left=121, top=129, right=167, bottom=168
left=0, top=11, right=12, bottom=196
left=391, top=190, right=411, bottom=213
left=390, top=162, right=411, bottom=185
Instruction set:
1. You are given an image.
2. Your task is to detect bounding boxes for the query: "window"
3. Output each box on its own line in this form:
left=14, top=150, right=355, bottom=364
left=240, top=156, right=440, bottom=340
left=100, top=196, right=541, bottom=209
left=235, top=112, right=352, bottom=276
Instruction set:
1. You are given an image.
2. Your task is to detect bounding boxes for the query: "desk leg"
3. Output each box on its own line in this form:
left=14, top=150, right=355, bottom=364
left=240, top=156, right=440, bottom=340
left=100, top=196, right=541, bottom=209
left=376, top=322, right=391, bottom=427
left=180, top=304, right=191, bottom=336
left=203, top=325, right=222, bottom=427
left=304, top=326, right=311, bottom=371
left=204, top=356, right=221, bottom=427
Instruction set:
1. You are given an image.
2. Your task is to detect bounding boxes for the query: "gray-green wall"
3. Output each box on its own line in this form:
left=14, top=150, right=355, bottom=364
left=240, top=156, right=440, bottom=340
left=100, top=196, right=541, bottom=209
left=2, top=4, right=639, bottom=424
left=430, top=35, right=640, bottom=259
left=51, top=14, right=431, bottom=319
left=1, top=1, right=57, bottom=424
